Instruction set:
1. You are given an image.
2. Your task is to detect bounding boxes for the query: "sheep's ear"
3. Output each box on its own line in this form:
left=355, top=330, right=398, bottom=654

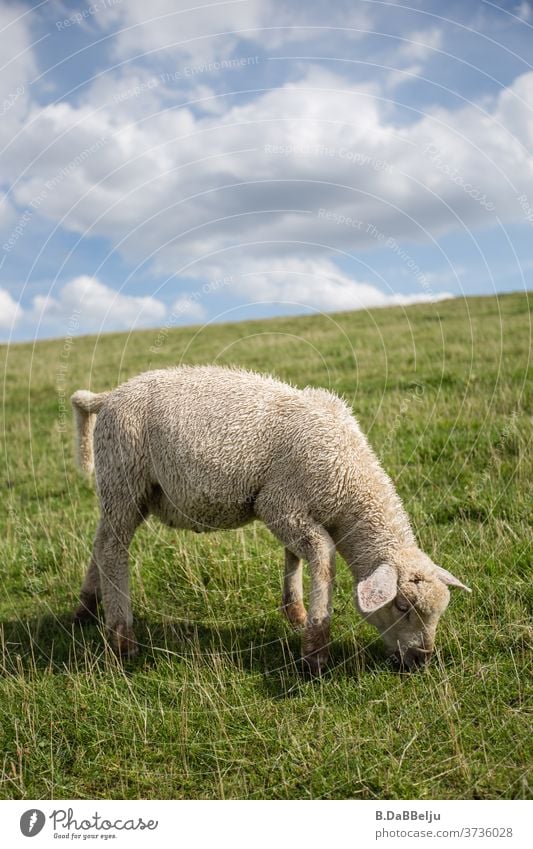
left=357, top=564, right=397, bottom=613
left=435, top=565, right=471, bottom=592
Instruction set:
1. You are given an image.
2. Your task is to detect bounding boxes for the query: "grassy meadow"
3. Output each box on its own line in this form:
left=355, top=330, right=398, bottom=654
left=0, top=291, right=531, bottom=799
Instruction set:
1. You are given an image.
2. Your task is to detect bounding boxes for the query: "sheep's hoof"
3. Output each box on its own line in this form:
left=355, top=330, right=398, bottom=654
left=282, top=600, right=308, bottom=630
left=112, top=623, right=139, bottom=658
left=301, top=649, right=329, bottom=677
left=73, top=593, right=99, bottom=623
left=301, top=622, right=330, bottom=676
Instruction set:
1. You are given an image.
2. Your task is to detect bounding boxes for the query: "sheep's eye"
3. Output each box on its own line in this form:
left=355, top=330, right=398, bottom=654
left=395, top=596, right=410, bottom=613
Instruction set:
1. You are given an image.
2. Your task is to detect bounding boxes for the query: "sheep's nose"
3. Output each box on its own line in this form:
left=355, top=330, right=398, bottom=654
left=392, top=647, right=432, bottom=671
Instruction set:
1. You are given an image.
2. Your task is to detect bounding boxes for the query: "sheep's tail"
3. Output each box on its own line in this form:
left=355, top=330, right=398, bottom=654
left=70, top=389, right=110, bottom=474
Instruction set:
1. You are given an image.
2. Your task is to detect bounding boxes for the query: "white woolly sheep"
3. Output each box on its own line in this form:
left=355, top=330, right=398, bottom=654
left=71, top=366, right=470, bottom=673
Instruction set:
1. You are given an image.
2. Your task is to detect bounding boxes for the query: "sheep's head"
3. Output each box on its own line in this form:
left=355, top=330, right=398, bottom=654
left=355, top=547, right=470, bottom=669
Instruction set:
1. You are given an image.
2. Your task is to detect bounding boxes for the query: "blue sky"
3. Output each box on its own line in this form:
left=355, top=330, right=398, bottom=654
left=1, top=0, right=532, bottom=341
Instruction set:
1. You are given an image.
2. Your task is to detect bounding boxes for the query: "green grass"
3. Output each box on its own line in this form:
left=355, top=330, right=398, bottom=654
left=1, top=292, right=531, bottom=799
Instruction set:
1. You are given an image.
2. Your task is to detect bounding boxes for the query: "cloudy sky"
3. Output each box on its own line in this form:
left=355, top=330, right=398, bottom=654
left=1, top=0, right=532, bottom=341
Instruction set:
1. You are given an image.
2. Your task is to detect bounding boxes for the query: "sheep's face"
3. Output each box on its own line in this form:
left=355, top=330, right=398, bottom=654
left=355, top=548, right=470, bottom=669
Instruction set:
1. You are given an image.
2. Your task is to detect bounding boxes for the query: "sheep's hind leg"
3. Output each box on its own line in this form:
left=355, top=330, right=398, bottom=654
left=282, top=549, right=307, bottom=628
left=92, top=514, right=142, bottom=657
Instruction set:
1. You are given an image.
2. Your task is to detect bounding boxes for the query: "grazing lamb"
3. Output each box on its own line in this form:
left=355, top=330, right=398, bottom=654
left=71, top=366, right=470, bottom=673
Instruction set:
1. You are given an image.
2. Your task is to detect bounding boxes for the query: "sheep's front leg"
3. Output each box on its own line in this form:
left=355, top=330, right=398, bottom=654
left=92, top=516, right=139, bottom=657
left=73, top=553, right=101, bottom=622
left=255, top=494, right=335, bottom=675
left=282, top=549, right=307, bottom=628
left=302, top=529, right=336, bottom=676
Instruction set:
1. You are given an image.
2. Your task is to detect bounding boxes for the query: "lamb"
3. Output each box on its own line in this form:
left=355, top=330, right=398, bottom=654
left=71, top=365, right=470, bottom=674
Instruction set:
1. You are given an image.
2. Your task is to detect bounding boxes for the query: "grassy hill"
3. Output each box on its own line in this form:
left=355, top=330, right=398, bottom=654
left=0, top=291, right=531, bottom=799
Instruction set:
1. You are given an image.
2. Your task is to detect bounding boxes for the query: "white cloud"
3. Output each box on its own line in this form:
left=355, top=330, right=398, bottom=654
left=0, top=3, right=35, bottom=94
left=0, top=190, right=15, bottom=231
left=31, top=276, right=166, bottom=334
left=171, top=295, right=207, bottom=320
left=515, top=2, right=531, bottom=21
left=0, top=3, right=35, bottom=150
left=397, top=27, right=443, bottom=62
left=8, top=63, right=533, bottom=272
left=197, top=257, right=452, bottom=313
left=105, top=0, right=372, bottom=63
left=385, top=64, right=423, bottom=91
left=0, top=288, right=21, bottom=329
left=106, top=0, right=266, bottom=64
left=2, top=7, right=532, bottom=340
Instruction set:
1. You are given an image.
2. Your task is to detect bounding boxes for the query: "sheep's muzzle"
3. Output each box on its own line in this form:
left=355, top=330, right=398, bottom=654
left=391, top=646, right=432, bottom=671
